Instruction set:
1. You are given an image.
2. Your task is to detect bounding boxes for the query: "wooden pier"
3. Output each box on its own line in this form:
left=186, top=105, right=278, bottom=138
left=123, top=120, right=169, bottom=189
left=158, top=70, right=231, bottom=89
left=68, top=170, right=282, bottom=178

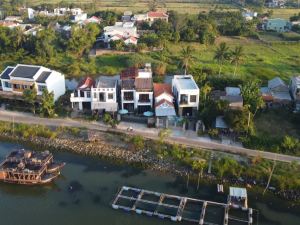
left=112, top=186, right=255, bottom=225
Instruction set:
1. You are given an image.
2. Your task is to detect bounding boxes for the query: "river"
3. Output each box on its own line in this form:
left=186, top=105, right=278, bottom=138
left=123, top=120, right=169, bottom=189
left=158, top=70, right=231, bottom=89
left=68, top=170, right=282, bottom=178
left=0, top=142, right=299, bottom=225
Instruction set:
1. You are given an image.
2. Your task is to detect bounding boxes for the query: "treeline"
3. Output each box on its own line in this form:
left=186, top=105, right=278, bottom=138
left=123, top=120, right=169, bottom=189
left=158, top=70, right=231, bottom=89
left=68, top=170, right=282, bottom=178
left=137, top=10, right=258, bottom=50
left=0, top=22, right=100, bottom=75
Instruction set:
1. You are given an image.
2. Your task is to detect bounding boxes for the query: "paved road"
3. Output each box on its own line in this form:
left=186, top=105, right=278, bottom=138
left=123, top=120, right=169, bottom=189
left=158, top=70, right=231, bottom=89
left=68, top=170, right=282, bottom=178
left=0, top=109, right=299, bottom=163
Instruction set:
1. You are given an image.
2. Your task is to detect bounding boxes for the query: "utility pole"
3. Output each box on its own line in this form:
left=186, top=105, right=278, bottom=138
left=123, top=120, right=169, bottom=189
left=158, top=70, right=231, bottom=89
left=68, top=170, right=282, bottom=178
left=263, top=155, right=277, bottom=195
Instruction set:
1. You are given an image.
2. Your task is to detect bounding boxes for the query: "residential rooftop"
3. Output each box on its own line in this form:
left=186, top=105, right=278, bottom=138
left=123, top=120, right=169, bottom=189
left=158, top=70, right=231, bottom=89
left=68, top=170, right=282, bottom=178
left=0, top=66, right=15, bottom=80
left=135, top=78, right=153, bottom=91
left=10, top=65, right=41, bottom=79
left=96, top=76, right=118, bottom=89
left=36, top=71, right=51, bottom=83
left=173, top=75, right=198, bottom=90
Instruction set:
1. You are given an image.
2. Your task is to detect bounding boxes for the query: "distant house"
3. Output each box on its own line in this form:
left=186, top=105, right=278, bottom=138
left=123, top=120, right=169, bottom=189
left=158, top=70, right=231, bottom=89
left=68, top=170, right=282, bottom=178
left=103, top=22, right=138, bottom=46
left=267, top=77, right=292, bottom=104
left=0, top=20, right=19, bottom=29
left=70, top=76, right=118, bottom=112
left=265, top=0, right=286, bottom=8
left=172, top=75, right=199, bottom=117
left=0, top=64, right=66, bottom=102
left=242, top=11, right=257, bottom=21
left=264, top=18, right=291, bottom=32
left=71, top=13, right=87, bottom=23
left=220, top=87, right=243, bottom=110
left=289, top=76, right=300, bottom=111
left=132, top=11, right=168, bottom=25
left=4, top=16, right=23, bottom=23
left=120, top=64, right=153, bottom=114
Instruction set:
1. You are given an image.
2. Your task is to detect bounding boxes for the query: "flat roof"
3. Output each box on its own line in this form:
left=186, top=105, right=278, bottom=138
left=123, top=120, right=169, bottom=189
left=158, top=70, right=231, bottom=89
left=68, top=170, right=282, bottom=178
left=10, top=65, right=41, bottom=79
left=229, top=187, right=247, bottom=198
left=175, top=76, right=198, bottom=90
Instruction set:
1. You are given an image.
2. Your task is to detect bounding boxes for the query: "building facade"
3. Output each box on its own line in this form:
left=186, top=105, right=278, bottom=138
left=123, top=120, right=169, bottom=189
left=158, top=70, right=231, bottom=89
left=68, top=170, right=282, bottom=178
left=0, top=64, right=66, bottom=101
left=172, top=75, right=199, bottom=117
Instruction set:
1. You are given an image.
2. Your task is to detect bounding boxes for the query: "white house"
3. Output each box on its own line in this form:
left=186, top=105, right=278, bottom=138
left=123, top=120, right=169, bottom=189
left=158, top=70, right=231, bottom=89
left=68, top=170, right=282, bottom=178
left=0, top=64, right=66, bottom=101
left=153, top=83, right=176, bottom=117
left=70, top=76, right=118, bottom=112
left=289, top=76, right=300, bottom=111
left=172, top=75, right=199, bottom=117
left=91, top=76, right=118, bottom=112
left=103, top=22, right=138, bottom=45
left=120, top=64, right=153, bottom=114
left=71, top=13, right=87, bottom=23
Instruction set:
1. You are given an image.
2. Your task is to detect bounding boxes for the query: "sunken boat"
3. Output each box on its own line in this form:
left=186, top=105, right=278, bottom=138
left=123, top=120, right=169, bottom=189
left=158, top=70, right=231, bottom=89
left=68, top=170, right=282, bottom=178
left=0, top=150, right=65, bottom=185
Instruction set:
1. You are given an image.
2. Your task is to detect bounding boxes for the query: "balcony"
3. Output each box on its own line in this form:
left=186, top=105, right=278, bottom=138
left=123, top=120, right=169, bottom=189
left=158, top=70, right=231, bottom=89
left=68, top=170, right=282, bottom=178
left=138, top=98, right=150, bottom=103
left=70, top=93, right=92, bottom=102
left=123, top=97, right=134, bottom=101
left=179, top=100, right=188, bottom=105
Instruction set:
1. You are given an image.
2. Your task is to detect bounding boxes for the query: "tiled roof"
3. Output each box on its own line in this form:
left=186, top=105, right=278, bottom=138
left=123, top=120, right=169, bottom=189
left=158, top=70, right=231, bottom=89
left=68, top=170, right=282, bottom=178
left=36, top=71, right=51, bottom=83
left=121, top=79, right=135, bottom=90
left=135, top=78, right=153, bottom=90
left=77, top=77, right=95, bottom=90
left=155, top=99, right=176, bottom=117
left=147, top=11, right=168, bottom=18
left=120, top=67, right=138, bottom=80
left=155, top=99, right=173, bottom=108
left=153, top=83, right=172, bottom=98
left=10, top=65, right=41, bottom=79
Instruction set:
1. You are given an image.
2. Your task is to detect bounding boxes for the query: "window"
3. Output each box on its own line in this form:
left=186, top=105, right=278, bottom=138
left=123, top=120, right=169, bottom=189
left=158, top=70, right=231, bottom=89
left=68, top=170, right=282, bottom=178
left=99, top=92, right=105, bottom=102
left=139, top=94, right=150, bottom=102
left=4, top=82, right=11, bottom=88
left=190, top=95, right=197, bottom=103
left=108, top=93, right=114, bottom=100
left=124, top=92, right=134, bottom=100
left=86, top=91, right=91, bottom=98
left=13, top=84, right=20, bottom=89
left=22, top=85, right=28, bottom=89
left=94, top=92, right=97, bottom=98
left=38, top=85, right=45, bottom=92
left=80, top=91, right=84, bottom=97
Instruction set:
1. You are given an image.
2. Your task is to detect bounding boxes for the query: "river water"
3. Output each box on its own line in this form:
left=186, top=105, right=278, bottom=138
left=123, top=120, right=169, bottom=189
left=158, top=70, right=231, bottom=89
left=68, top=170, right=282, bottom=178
left=0, top=142, right=299, bottom=225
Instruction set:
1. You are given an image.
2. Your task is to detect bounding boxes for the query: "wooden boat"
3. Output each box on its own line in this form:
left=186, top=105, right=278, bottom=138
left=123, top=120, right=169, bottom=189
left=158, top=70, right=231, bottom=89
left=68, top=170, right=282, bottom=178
left=0, top=150, right=65, bottom=185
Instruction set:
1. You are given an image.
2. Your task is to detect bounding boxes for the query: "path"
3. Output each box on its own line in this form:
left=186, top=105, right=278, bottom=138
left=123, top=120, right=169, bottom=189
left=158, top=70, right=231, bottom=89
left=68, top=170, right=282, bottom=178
left=0, top=109, right=299, bottom=163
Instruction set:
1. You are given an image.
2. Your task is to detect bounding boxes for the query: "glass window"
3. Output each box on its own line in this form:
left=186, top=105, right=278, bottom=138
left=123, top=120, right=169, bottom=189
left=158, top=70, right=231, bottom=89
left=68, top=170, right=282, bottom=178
left=108, top=93, right=114, bottom=99
left=87, top=91, right=91, bottom=98
left=38, top=85, right=45, bottom=92
left=4, top=82, right=11, bottom=88
left=190, top=95, right=197, bottom=103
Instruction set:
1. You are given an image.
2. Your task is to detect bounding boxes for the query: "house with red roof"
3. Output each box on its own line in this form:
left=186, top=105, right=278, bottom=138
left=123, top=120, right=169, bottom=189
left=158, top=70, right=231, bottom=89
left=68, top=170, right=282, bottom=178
left=147, top=11, right=169, bottom=24
left=153, top=83, right=176, bottom=122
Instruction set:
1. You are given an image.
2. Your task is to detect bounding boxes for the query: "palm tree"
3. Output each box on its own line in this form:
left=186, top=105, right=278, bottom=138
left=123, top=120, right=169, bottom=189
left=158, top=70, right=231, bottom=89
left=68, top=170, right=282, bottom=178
left=192, top=159, right=207, bottom=191
left=230, top=46, right=244, bottom=76
left=214, top=42, right=230, bottom=76
left=180, top=46, right=195, bottom=75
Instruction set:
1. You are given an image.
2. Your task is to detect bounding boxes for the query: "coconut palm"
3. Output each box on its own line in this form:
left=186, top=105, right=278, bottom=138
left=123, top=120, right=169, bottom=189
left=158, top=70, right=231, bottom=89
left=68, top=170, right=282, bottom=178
left=192, top=159, right=207, bottom=191
left=180, top=46, right=195, bottom=75
left=230, top=46, right=244, bottom=76
left=214, top=42, right=230, bottom=76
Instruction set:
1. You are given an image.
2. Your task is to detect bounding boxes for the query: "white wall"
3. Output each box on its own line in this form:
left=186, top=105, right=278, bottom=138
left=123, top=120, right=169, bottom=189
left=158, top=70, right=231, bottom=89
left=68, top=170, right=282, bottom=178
left=44, top=71, right=66, bottom=101
left=1, top=79, right=12, bottom=91
left=135, top=91, right=153, bottom=109
left=155, top=93, right=173, bottom=103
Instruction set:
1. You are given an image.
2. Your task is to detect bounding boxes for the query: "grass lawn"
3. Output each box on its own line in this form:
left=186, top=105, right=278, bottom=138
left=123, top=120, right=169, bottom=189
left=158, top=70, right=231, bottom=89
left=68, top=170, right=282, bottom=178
left=269, top=8, right=300, bottom=19
left=161, top=36, right=300, bottom=82
left=25, top=0, right=238, bottom=14
left=255, top=109, right=300, bottom=139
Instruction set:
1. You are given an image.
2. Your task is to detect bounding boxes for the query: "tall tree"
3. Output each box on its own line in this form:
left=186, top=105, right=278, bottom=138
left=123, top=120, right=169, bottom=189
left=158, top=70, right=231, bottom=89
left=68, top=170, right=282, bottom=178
left=214, top=42, right=230, bottom=76
left=230, top=46, right=244, bottom=76
left=192, top=159, right=207, bottom=191
left=40, top=89, right=55, bottom=117
left=180, top=46, right=195, bottom=75
left=239, top=80, right=265, bottom=116
left=23, top=88, right=37, bottom=114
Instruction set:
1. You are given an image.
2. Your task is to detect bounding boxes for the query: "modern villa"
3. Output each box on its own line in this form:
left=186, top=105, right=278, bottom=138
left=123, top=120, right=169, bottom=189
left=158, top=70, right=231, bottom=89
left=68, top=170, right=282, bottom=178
left=70, top=76, right=118, bottom=112
left=172, top=75, right=200, bottom=117
left=0, top=64, right=66, bottom=101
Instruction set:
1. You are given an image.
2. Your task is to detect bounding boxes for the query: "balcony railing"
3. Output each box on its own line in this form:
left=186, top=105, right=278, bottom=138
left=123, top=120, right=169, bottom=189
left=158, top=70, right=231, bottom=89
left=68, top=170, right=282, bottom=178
left=123, top=97, right=134, bottom=101
left=180, top=100, right=188, bottom=105
left=138, top=99, right=150, bottom=103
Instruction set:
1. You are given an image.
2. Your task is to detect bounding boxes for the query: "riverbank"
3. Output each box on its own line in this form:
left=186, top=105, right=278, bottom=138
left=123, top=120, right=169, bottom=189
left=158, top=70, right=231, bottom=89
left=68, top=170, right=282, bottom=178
left=1, top=125, right=300, bottom=204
